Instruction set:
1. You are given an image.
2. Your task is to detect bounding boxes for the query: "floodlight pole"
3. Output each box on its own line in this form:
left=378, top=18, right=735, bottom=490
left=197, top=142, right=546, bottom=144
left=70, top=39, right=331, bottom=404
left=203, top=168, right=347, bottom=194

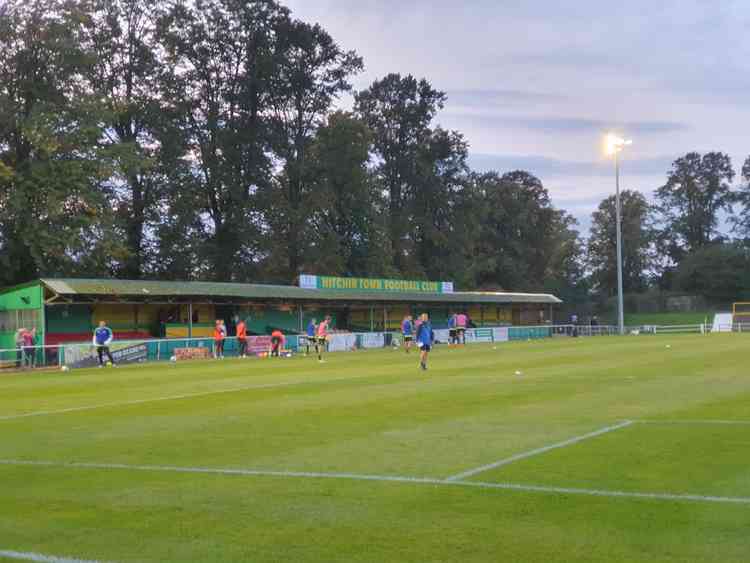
left=615, top=150, right=625, bottom=335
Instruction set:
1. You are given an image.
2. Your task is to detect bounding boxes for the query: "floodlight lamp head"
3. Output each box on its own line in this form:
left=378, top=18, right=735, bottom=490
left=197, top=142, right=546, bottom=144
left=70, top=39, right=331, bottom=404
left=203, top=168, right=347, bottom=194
left=605, top=133, right=632, bottom=156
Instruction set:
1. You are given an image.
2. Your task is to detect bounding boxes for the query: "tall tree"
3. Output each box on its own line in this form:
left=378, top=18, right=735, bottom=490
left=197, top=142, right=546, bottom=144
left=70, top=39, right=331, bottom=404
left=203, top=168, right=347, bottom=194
left=156, top=0, right=284, bottom=281
left=355, top=74, right=446, bottom=274
left=85, top=0, right=164, bottom=278
left=411, top=128, right=470, bottom=280
left=587, top=190, right=656, bottom=295
left=468, top=171, right=580, bottom=291
left=263, top=19, right=362, bottom=280
left=0, top=0, right=120, bottom=285
left=301, top=112, right=389, bottom=276
left=655, top=152, right=735, bottom=262
left=733, top=156, right=750, bottom=242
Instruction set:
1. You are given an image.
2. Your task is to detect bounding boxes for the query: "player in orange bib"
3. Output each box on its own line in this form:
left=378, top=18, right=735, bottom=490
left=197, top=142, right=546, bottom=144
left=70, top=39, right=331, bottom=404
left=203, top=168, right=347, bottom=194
left=236, top=319, right=248, bottom=358
left=270, top=329, right=286, bottom=357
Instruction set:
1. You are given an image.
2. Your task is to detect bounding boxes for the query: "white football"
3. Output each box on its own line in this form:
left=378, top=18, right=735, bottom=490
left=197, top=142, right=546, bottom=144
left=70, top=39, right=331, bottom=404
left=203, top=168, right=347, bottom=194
left=61, top=365, right=70, bottom=372
left=515, top=370, right=523, bottom=376
left=170, top=356, right=177, bottom=362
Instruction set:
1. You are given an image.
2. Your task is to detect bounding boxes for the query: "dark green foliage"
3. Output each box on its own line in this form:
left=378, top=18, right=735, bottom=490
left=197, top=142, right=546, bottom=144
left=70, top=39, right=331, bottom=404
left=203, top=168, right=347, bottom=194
left=588, top=190, right=656, bottom=295
left=673, top=244, right=750, bottom=302
left=655, top=152, right=735, bottom=262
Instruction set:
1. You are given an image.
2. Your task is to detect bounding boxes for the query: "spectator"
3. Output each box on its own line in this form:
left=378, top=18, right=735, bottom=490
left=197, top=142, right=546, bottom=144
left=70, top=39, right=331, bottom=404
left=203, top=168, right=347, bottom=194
left=22, top=328, right=35, bottom=369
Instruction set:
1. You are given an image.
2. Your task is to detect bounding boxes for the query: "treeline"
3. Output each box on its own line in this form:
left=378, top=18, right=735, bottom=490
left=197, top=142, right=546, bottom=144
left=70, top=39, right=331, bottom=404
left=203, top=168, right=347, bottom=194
left=1, top=1, right=749, bottom=306
left=588, top=153, right=750, bottom=303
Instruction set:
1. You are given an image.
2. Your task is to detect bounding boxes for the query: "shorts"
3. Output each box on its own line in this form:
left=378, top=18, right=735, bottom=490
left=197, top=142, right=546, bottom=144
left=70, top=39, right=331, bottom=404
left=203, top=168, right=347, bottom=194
left=317, top=336, right=328, bottom=344
left=449, top=329, right=457, bottom=337
left=403, top=335, right=413, bottom=341
left=271, top=336, right=282, bottom=349
left=418, top=343, right=431, bottom=352
left=457, top=327, right=466, bottom=334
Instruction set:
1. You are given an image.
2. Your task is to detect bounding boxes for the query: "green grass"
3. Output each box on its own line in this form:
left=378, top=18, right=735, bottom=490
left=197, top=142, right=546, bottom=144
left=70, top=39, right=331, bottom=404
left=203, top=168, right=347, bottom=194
left=1, top=335, right=750, bottom=562
left=624, top=311, right=715, bottom=326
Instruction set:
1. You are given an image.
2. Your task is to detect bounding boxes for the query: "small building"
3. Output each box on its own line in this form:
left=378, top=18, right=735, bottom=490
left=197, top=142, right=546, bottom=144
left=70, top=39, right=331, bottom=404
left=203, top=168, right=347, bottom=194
left=0, top=277, right=561, bottom=351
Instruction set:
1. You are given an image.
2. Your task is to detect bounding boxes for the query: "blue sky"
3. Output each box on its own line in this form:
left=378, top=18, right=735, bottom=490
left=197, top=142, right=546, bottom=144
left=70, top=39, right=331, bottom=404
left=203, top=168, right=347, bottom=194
left=286, top=0, right=750, bottom=232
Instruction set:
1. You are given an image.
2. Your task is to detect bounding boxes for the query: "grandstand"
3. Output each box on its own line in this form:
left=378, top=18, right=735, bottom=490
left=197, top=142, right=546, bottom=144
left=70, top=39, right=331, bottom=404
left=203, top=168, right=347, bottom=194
left=0, top=277, right=561, bottom=350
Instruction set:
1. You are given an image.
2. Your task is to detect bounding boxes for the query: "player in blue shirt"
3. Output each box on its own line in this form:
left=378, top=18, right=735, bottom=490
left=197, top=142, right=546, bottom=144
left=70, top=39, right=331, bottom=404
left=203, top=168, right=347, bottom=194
left=305, top=318, right=317, bottom=356
left=92, top=321, right=115, bottom=367
left=401, top=315, right=414, bottom=353
left=415, top=313, right=434, bottom=371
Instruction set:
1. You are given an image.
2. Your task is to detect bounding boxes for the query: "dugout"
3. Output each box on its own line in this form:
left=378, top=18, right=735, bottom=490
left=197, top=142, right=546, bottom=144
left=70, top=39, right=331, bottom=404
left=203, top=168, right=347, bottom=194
left=0, top=278, right=561, bottom=349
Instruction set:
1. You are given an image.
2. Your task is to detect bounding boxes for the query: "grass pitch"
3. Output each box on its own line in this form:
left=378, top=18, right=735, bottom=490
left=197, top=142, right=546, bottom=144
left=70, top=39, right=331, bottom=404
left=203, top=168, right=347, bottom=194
left=1, top=334, right=749, bottom=562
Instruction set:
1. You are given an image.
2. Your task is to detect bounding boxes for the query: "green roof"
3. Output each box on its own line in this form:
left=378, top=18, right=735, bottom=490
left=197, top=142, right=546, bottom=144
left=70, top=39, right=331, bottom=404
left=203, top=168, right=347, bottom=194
left=37, top=278, right=561, bottom=305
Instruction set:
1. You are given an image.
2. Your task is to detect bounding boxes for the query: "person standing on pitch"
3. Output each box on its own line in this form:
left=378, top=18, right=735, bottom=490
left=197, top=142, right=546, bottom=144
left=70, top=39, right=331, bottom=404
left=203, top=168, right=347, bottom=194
left=93, top=321, right=115, bottom=367
left=305, top=318, right=317, bottom=356
left=214, top=319, right=226, bottom=359
left=316, top=315, right=331, bottom=363
left=448, top=313, right=457, bottom=346
left=416, top=313, right=434, bottom=371
left=236, top=318, right=248, bottom=358
left=456, top=311, right=468, bottom=345
left=401, top=315, right=414, bottom=353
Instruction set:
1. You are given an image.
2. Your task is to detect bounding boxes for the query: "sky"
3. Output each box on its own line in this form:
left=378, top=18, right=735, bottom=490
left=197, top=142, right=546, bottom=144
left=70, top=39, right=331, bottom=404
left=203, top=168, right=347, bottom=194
left=285, top=0, right=750, bottom=233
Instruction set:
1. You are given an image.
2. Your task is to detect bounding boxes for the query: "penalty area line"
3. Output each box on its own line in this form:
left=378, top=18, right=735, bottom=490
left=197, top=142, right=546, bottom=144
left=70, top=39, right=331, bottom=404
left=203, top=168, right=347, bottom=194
left=1, top=458, right=749, bottom=506
left=0, top=549, right=105, bottom=563
left=445, top=420, right=635, bottom=482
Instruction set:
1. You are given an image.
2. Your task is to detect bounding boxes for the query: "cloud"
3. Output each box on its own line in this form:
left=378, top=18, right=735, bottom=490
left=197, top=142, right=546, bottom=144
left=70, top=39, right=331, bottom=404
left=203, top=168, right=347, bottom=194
left=469, top=153, right=675, bottom=177
left=446, top=89, right=565, bottom=107
left=447, top=114, right=689, bottom=136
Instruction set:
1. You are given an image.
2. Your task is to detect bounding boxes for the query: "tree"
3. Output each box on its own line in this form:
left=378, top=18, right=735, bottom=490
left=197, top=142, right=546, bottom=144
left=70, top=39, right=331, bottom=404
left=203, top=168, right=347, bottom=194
left=733, top=156, right=750, bottom=242
left=355, top=74, right=446, bottom=273
left=674, top=244, right=750, bottom=302
left=300, top=112, right=389, bottom=276
left=156, top=0, right=285, bottom=281
left=411, top=128, right=471, bottom=281
left=85, top=0, right=164, bottom=278
left=587, top=190, right=656, bottom=295
left=263, top=19, right=362, bottom=280
left=0, top=0, right=121, bottom=285
left=468, top=171, right=580, bottom=292
left=655, top=152, right=736, bottom=262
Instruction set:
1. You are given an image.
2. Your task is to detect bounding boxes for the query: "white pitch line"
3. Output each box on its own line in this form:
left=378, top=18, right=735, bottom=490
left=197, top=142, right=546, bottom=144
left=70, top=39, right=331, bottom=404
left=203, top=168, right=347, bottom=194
left=0, top=459, right=437, bottom=485
left=0, top=373, right=382, bottom=422
left=636, top=419, right=750, bottom=426
left=1, top=458, right=748, bottom=506
left=463, top=481, right=750, bottom=505
left=0, top=550, right=104, bottom=563
left=445, top=420, right=635, bottom=482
